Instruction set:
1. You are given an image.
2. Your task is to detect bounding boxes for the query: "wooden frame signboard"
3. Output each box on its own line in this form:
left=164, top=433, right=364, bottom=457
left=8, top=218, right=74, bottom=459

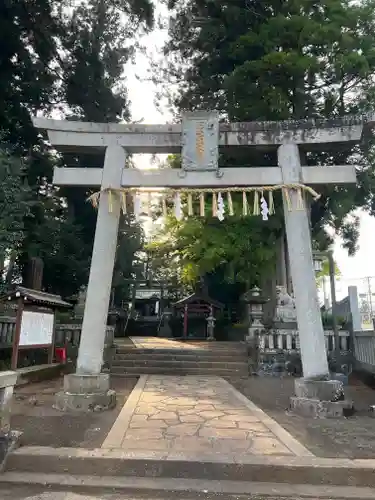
left=0, top=287, right=72, bottom=370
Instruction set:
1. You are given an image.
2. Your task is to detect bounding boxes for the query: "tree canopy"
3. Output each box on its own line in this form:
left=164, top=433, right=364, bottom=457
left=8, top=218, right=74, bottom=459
left=0, top=0, right=154, bottom=298
left=148, top=0, right=375, bottom=292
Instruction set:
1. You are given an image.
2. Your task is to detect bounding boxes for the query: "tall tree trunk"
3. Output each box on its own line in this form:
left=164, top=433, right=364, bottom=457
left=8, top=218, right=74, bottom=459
left=5, top=250, right=17, bottom=285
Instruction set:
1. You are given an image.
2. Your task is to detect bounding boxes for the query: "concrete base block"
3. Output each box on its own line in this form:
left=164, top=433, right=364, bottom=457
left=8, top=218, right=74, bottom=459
left=63, top=373, right=110, bottom=394
left=54, top=373, right=116, bottom=412
left=290, top=396, right=354, bottom=418
left=291, top=378, right=353, bottom=418
left=54, top=389, right=116, bottom=412
left=294, top=378, right=344, bottom=401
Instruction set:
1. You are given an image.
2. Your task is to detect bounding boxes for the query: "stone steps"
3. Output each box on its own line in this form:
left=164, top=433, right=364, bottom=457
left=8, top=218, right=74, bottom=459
left=4, top=446, right=375, bottom=491
left=111, top=366, right=248, bottom=377
left=115, top=348, right=248, bottom=356
left=112, top=359, right=247, bottom=369
left=114, top=353, right=248, bottom=362
left=112, top=344, right=249, bottom=377
left=2, top=473, right=375, bottom=500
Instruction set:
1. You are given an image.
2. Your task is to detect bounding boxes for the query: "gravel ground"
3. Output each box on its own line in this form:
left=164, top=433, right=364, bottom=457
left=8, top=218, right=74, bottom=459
left=229, top=375, right=375, bottom=459
left=10, top=376, right=138, bottom=448
left=0, top=485, right=346, bottom=500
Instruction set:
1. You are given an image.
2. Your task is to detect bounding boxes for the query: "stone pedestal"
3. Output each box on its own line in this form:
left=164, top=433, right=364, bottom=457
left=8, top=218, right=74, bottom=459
left=290, top=378, right=353, bottom=418
left=54, top=373, right=116, bottom=412
left=0, top=371, right=19, bottom=464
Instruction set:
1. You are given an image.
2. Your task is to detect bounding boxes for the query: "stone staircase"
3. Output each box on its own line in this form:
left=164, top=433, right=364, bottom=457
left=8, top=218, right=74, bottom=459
left=110, top=341, right=249, bottom=377
left=3, top=446, right=375, bottom=499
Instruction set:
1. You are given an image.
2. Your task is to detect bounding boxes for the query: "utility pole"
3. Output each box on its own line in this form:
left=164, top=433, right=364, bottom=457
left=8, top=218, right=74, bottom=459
left=367, top=277, right=373, bottom=317
left=328, top=251, right=341, bottom=369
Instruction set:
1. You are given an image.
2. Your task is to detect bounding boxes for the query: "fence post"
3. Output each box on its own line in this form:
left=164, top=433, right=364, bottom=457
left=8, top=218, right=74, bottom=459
left=348, top=286, right=361, bottom=332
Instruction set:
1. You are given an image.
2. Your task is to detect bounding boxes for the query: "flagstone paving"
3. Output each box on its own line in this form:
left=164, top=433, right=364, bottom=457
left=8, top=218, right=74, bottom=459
left=102, top=375, right=312, bottom=460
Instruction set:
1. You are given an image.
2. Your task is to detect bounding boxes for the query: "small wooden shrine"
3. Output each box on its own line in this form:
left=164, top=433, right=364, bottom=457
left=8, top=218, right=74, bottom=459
left=173, top=292, right=223, bottom=340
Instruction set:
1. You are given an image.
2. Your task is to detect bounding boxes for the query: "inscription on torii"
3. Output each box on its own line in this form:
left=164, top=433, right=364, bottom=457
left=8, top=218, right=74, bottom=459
left=181, top=111, right=220, bottom=175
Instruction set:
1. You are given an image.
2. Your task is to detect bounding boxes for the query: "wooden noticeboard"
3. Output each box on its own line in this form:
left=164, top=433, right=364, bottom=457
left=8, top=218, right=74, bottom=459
left=12, top=301, right=56, bottom=369
left=19, top=310, right=54, bottom=347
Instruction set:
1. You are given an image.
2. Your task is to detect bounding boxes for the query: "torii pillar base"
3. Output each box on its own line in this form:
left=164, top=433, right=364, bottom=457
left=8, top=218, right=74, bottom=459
left=54, top=374, right=116, bottom=413
left=289, top=378, right=354, bottom=418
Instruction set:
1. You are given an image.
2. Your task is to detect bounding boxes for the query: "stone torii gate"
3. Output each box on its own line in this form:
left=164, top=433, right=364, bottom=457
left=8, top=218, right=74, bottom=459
left=33, top=112, right=363, bottom=412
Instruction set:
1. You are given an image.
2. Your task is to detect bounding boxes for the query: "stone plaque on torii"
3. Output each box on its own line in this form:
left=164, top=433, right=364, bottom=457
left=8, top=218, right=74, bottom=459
left=33, top=112, right=367, bottom=412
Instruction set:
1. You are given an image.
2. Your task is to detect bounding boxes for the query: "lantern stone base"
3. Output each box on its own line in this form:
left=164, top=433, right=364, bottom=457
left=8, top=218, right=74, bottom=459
left=290, top=378, right=354, bottom=418
left=54, top=373, right=116, bottom=412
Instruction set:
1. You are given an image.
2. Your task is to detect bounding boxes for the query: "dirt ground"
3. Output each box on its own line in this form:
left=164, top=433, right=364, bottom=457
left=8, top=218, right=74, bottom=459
left=229, top=375, right=375, bottom=459
left=0, top=485, right=326, bottom=500
left=11, top=377, right=138, bottom=449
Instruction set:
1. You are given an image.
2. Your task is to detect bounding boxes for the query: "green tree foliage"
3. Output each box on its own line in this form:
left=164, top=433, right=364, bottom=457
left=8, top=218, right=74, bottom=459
left=152, top=0, right=375, bottom=289
left=163, top=0, right=375, bottom=239
left=0, top=0, right=154, bottom=298
left=0, top=149, right=31, bottom=289
left=0, top=0, right=59, bottom=150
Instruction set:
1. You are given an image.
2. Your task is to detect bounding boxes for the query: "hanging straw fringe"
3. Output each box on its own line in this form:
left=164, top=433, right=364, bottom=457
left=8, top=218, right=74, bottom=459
left=253, top=191, right=260, bottom=216
left=296, top=188, right=304, bottom=210
left=227, top=192, right=234, bottom=216
left=268, top=191, right=275, bottom=215
left=108, top=189, right=113, bottom=213
left=121, top=192, right=127, bottom=214
left=200, top=193, right=205, bottom=216
left=174, top=192, right=182, bottom=221
left=283, top=188, right=292, bottom=211
left=242, top=191, right=248, bottom=216
left=188, top=193, right=193, bottom=216
left=133, top=193, right=141, bottom=220
left=87, top=183, right=320, bottom=220
left=162, top=196, right=168, bottom=218
left=212, top=193, right=218, bottom=217
left=147, top=192, right=152, bottom=217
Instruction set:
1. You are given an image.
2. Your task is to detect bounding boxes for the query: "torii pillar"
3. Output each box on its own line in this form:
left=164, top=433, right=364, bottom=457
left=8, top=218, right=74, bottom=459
left=33, top=113, right=366, bottom=413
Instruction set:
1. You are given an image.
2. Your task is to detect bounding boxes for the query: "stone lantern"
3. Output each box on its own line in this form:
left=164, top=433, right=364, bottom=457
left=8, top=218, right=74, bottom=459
left=206, top=306, right=216, bottom=341
left=241, top=287, right=268, bottom=342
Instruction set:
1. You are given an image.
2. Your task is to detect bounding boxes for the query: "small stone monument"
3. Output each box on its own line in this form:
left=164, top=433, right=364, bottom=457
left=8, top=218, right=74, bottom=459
left=274, top=286, right=297, bottom=323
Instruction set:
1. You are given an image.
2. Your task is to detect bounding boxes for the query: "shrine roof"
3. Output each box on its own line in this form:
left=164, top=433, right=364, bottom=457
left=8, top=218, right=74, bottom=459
left=2, top=286, right=72, bottom=309
left=173, top=293, right=224, bottom=309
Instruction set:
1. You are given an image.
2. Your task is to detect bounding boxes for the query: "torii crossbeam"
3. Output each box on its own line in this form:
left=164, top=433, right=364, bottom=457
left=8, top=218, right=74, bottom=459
left=33, top=112, right=367, bottom=411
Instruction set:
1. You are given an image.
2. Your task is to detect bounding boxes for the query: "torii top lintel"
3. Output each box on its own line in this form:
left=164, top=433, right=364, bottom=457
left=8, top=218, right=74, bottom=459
left=32, top=113, right=371, bottom=155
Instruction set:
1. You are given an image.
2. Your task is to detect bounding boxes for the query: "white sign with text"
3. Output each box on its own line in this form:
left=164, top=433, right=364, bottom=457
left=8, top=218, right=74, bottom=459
left=19, top=311, right=54, bottom=346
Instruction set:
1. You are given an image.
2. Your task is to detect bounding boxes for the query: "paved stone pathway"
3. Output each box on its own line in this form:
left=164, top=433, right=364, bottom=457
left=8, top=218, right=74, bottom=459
left=102, top=375, right=311, bottom=460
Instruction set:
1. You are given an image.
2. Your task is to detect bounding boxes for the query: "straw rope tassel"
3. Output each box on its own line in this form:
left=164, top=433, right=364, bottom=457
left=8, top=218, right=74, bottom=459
left=133, top=193, right=141, bottom=220
left=89, top=192, right=99, bottom=209
left=174, top=192, right=182, bottom=220
left=188, top=193, right=193, bottom=216
left=283, top=188, right=292, bottom=211
left=200, top=193, right=205, bottom=216
left=121, top=192, right=127, bottom=214
left=242, top=191, right=248, bottom=216
left=212, top=192, right=218, bottom=217
left=268, top=191, right=275, bottom=215
left=162, top=196, right=168, bottom=218
left=108, top=189, right=113, bottom=213
left=227, top=192, right=234, bottom=216
left=147, top=192, right=152, bottom=217
left=253, top=190, right=260, bottom=216
left=296, top=188, right=304, bottom=210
